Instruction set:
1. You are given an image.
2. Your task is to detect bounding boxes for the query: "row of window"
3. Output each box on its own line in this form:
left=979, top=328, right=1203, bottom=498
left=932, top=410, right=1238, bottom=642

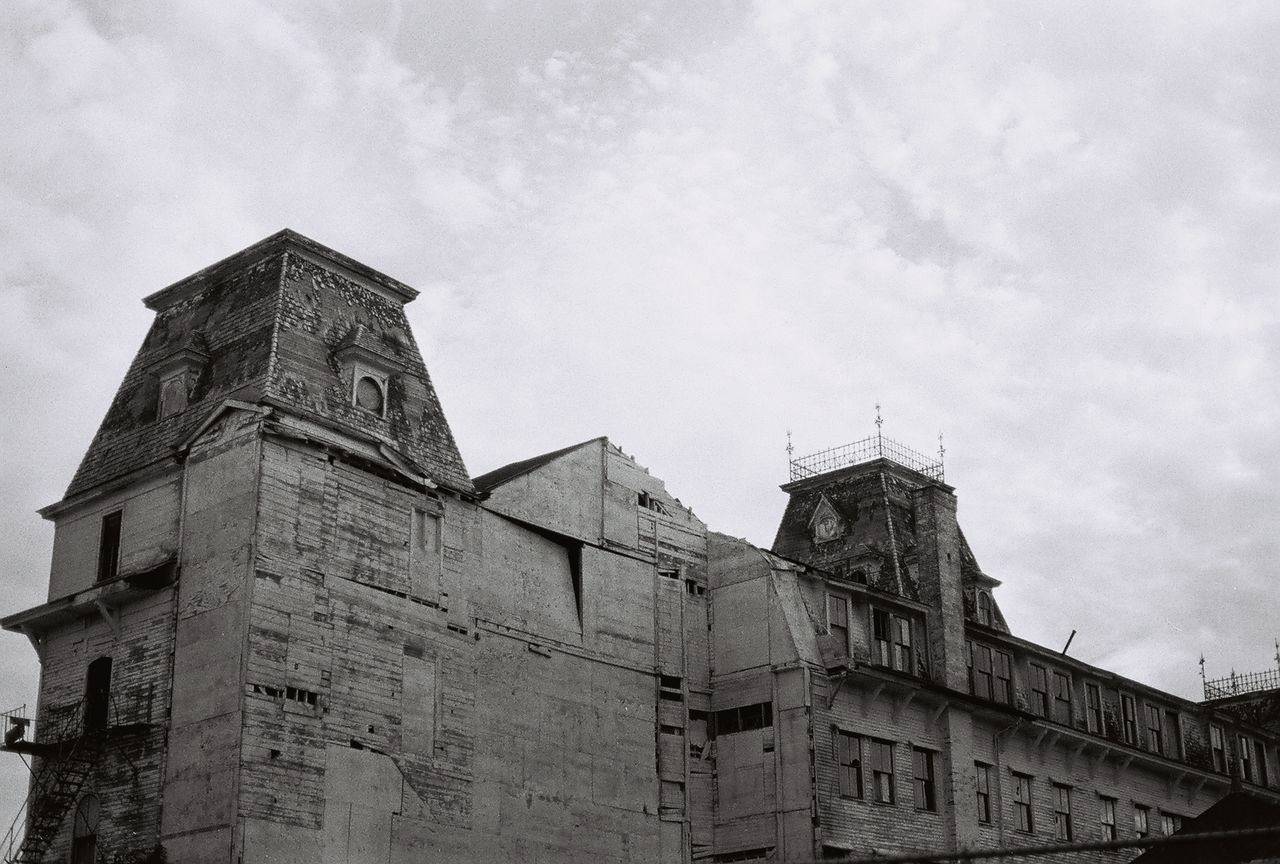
left=991, top=764, right=1182, bottom=842
left=965, top=638, right=1274, bottom=785
left=832, top=730, right=937, bottom=811
left=831, top=731, right=1192, bottom=840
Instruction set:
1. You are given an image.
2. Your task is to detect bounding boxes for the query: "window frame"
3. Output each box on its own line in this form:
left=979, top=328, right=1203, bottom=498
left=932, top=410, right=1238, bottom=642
left=1052, top=783, right=1072, bottom=841
left=96, top=510, right=123, bottom=584
left=1030, top=664, right=1049, bottom=718
left=1052, top=671, right=1072, bottom=725
left=1120, top=693, right=1138, bottom=746
left=1099, top=795, right=1117, bottom=841
left=834, top=729, right=862, bottom=799
left=869, top=739, right=895, bottom=804
left=1239, top=734, right=1254, bottom=783
left=1210, top=724, right=1226, bottom=773
left=1085, top=683, right=1103, bottom=734
left=827, top=594, right=849, bottom=655
left=912, top=747, right=936, bottom=812
left=975, top=763, right=992, bottom=824
left=993, top=650, right=1013, bottom=704
left=1013, top=772, right=1034, bottom=833
left=1134, top=804, right=1150, bottom=838
left=1160, top=811, right=1182, bottom=836
left=1145, top=704, right=1164, bottom=755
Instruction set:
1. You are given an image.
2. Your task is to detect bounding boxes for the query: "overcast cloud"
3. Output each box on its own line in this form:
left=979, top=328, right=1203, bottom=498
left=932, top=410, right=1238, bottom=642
left=2, top=0, right=1279, bottom=812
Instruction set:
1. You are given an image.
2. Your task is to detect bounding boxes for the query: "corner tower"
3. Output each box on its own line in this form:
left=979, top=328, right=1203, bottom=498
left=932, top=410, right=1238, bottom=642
left=2, top=231, right=476, bottom=864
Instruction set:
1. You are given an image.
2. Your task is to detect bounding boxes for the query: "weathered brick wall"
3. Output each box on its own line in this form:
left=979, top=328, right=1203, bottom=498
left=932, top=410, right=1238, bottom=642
left=813, top=674, right=949, bottom=858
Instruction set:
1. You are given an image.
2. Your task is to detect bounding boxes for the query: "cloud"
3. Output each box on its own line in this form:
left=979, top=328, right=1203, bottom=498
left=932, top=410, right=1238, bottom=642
left=3, top=0, right=1280, bottom=827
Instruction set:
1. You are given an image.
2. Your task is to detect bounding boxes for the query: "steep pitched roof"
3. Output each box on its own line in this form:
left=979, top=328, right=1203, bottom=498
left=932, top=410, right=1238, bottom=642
left=472, top=437, right=605, bottom=494
left=63, top=229, right=472, bottom=501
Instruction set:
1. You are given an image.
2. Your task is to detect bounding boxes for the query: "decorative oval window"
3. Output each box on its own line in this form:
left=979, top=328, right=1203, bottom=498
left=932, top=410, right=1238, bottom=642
left=355, top=376, right=384, bottom=414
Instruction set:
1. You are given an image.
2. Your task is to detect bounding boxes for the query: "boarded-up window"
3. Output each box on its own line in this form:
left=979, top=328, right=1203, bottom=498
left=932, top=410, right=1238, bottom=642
left=401, top=655, right=437, bottom=756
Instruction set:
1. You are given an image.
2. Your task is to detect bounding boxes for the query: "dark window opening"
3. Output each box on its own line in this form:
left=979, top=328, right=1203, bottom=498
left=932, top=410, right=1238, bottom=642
left=912, top=747, right=936, bottom=811
left=1086, top=684, right=1103, bottom=734
left=84, top=656, right=112, bottom=733
left=1013, top=772, right=1034, bottom=832
left=97, top=511, right=122, bottom=583
left=659, top=675, right=684, bottom=702
left=975, top=763, right=991, bottom=823
left=711, top=701, right=773, bottom=737
left=685, top=579, right=705, bottom=596
left=1053, top=672, right=1072, bottom=725
left=1121, top=694, right=1138, bottom=745
left=835, top=729, right=862, bottom=798
left=1030, top=665, right=1049, bottom=718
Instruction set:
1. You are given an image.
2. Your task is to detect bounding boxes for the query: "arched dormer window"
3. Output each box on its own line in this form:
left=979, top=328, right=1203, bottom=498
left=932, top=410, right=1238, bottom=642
left=976, top=590, right=992, bottom=627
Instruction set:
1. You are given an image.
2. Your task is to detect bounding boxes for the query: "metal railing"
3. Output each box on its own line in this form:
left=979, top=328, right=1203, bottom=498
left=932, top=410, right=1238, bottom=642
left=1203, top=667, right=1280, bottom=700
left=790, top=434, right=944, bottom=482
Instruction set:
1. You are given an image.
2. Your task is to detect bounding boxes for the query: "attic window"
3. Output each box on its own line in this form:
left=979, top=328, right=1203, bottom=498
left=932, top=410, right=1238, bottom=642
left=354, top=375, right=385, bottom=415
left=976, top=591, right=992, bottom=626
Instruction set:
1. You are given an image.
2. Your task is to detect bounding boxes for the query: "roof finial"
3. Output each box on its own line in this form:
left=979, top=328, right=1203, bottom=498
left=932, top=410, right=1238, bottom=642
left=786, top=429, right=794, bottom=462
left=875, top=403, right=884, bottom=457
left=1199, top=653, right=1206, bottom=681
left=1274, top=638, right=1279, bottom=672
left=938, top=431, right=946, bottom=480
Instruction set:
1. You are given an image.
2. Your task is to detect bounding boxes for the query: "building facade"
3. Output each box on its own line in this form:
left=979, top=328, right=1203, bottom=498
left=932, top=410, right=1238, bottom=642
left=1, top=230, right=1277, bottom=864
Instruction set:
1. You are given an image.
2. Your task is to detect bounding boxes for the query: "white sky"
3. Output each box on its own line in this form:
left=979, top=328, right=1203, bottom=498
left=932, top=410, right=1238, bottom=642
left=2, top=0, right=1279, bottom=816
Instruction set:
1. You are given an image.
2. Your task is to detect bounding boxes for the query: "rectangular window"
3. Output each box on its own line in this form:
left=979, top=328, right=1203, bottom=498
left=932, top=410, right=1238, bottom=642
left=1030, top=665, right=1049, bottom=718
left=1013, top=772, right=1034, bottom=833
left=968, top=642, right=993, bottom=699
left=1210, top=724, right=1226, bottom=772
left=1052, top=672, right=1072, bottom=725
left=994, top=651, right=1013, bottom=704
left=1121, top=694, right=1138, bottom=745
left=872, top=610, right=891, bottom=667
left=1255, top=739, right=1269, bottom=787
left=827, top=594, right=849, bottom=654
left=1053, top=784, right=1072, bottom=841
left=713, top=702, right=773, bottom=736
left=1134, top=804, right=1150, bottom=838
left=1085, top=684, right=1103, bottom=734
left=975, top=763, right=991, bottom=823
left=869, top=739, right=895, bottom=804
left=1099, top=796, right=1117, bottom=841
left=912, top=748, right=936, bottom=812
left=834, top=730, right=861, bottom=799
left=1146, top=705, right=1164, bottom=755
left=893, top=615, right=913, bottom=674
left=1239, top=735, right=1253, bottom=783
left=97, top=510, right=123, bottom=583
left=1160, top=812, right=1181, bottom=836
left=1164, top=710, right=1182, bottom=759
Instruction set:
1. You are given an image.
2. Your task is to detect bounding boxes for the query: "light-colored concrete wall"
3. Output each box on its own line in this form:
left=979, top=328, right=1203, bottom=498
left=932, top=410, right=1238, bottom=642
left=161, top=413, right=263, bottom=863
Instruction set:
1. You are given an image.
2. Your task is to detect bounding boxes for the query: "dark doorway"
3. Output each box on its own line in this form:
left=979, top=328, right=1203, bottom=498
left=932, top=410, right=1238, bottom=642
left=84, top=657, right=112, bottom=733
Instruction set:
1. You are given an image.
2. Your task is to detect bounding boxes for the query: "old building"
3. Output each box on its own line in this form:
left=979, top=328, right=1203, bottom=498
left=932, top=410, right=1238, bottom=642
left=1, top=230, right=1277, bottom=864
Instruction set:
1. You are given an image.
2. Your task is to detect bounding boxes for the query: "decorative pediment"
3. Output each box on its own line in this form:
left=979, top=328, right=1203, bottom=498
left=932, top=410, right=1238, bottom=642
left=150, top=329, right=209, bottom=419
left=808, top=494, right=846, bottom=544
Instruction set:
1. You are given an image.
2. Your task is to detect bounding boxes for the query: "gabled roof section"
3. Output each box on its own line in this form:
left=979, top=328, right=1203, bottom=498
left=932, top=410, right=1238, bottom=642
left=473, top=437, right=605, bottom=494
left=62, top=229, right=471, bottom=501
left=1131, top=790, right=1280, bottom=863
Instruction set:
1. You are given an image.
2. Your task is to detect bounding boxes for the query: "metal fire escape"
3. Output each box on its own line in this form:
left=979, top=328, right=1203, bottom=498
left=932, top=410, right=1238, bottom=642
left=0, top=691, right=154, bottom=864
